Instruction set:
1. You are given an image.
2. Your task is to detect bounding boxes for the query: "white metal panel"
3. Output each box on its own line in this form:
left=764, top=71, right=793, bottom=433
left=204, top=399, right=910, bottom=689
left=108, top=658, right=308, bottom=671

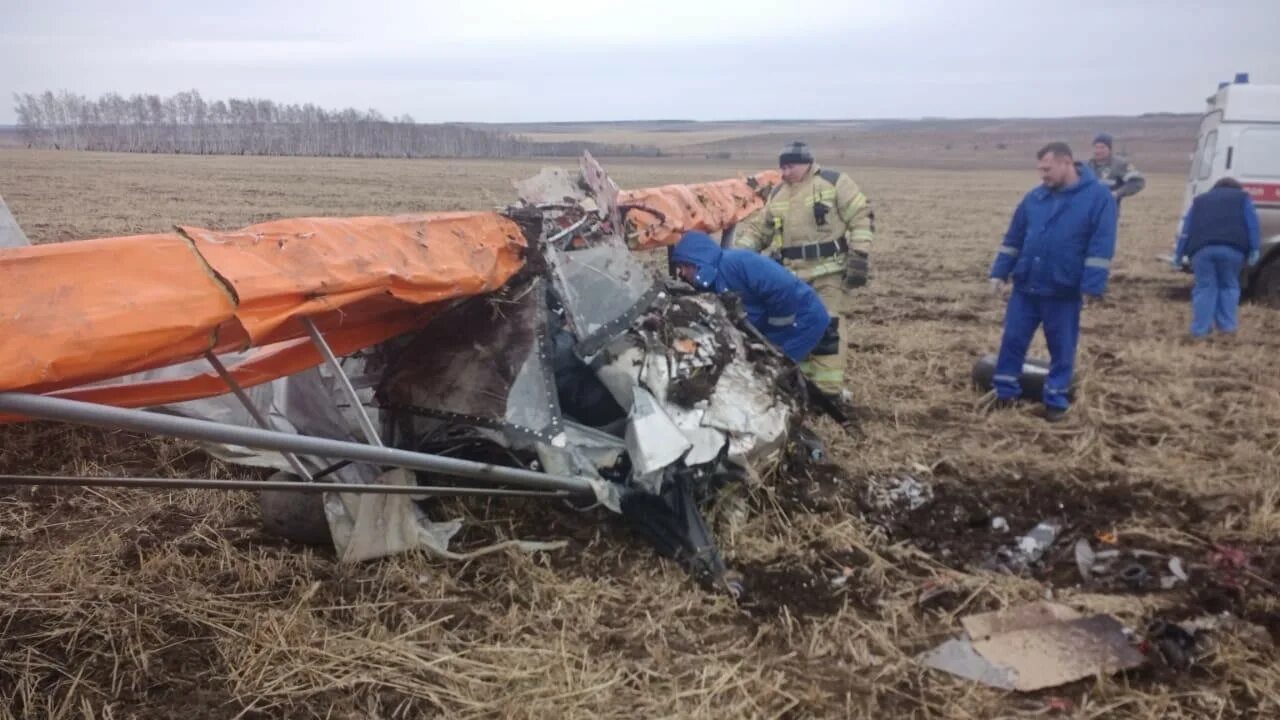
left=0, top=195, right=30, bottom=249
left=1220, top=84, right=1280, bottom=123
left=1234, top=126, right=1280, bottom=180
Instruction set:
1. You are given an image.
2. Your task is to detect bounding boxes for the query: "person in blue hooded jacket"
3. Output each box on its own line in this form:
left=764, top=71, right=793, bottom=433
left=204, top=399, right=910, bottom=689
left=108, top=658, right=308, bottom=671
left=671, top=231, right=833, bottom=381
left=1172, top=177, right=1261, bottom=339
left=988, top=142, right=1117, bottom=422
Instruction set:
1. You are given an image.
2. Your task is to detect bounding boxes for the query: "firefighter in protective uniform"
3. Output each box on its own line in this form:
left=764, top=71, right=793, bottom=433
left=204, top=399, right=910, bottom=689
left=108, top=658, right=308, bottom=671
left=734, top=141, right=873, bottom=398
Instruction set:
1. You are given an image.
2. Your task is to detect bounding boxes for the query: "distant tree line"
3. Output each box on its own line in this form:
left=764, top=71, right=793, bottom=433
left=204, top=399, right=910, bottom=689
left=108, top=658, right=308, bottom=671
left=12, top=90, right=660, bottom=159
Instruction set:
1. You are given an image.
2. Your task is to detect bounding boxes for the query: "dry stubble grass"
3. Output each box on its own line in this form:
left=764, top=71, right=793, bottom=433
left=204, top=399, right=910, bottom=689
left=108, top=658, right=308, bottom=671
left=0, top=149, right=1277, bottom=718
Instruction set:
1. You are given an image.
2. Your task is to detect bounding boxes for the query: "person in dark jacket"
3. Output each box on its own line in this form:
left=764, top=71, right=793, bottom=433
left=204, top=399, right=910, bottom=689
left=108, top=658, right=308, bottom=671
left=671, top=230, right=831, bottom=374
left=1088, top=132, right=1146, bottom=208
left=1173, top=177, right=1261, bottom=338
left=988, top=142, right=1117, bottom=422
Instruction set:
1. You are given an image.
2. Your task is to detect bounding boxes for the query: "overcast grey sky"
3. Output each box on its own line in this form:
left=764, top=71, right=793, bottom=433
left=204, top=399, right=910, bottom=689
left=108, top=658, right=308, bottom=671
left=2, top=0, right=1277, bottom=124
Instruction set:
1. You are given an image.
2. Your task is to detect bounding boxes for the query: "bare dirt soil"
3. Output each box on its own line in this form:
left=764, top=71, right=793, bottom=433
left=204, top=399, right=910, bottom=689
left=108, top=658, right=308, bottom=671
left=1, top=148, right=1277, bottom=719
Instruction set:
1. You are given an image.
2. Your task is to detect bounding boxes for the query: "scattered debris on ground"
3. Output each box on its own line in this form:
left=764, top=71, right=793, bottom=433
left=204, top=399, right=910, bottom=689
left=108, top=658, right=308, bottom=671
left=920, top=601, right=1146, bottom=691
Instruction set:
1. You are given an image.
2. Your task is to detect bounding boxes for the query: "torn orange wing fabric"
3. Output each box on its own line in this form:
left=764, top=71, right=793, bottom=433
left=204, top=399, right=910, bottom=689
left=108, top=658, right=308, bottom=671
left=181, top=212, right=525, bottom=346
left=0, top=233, right=235, bottom=396
left=0, top=212, right=527, bottom=399
left=619, top=170, right=781, bottom=250
left=45, top=307, right=436, bottom=410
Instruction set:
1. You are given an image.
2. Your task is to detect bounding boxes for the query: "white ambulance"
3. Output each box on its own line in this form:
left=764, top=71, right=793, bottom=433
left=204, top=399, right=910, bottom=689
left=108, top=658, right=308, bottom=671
left=1179, top=73, right=1280, bottom=299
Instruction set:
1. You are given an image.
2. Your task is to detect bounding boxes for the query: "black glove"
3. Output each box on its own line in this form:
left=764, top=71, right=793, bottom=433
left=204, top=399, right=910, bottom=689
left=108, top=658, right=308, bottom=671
left=843, top=250, right=869, bottom=289
left=813, top=318, right=840, bottom=356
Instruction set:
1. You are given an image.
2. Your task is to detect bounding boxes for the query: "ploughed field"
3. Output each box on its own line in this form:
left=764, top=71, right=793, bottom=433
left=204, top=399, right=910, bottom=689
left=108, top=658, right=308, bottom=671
left=1, top=149, right=1277, bottom=719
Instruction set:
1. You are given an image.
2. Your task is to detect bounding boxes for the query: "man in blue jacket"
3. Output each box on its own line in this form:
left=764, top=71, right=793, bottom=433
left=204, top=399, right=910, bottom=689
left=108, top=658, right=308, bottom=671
left=671, top=231, right=833, bottom=385
left=1173, top=177, right=1261, bottom=338
left=989, top=142, right=1117, bottom=422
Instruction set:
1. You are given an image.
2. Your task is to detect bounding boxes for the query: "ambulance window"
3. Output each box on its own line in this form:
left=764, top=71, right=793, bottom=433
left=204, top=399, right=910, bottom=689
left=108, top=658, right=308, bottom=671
left=1197, top=131, right=1217, bottom=180
left=1236, top=127, right=1280, bottom=179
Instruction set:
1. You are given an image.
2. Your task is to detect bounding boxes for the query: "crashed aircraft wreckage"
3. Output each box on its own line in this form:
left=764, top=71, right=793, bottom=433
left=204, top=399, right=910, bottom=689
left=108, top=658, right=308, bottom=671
left=0, top=156, right=828, bottom=591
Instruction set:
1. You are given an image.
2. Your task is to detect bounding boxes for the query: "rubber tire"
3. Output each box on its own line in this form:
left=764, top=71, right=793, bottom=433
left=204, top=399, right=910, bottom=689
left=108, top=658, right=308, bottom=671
left=1250, top=257, right=1280, bottom=308
left=258, top=471, right=332, bottom=546
left=972, top=353, right=1076, bottom=402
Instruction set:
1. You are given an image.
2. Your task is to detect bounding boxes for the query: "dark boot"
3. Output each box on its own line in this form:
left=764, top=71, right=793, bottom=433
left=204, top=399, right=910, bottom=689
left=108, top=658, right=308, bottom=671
left=1043, top=406, right=1069, bottom=423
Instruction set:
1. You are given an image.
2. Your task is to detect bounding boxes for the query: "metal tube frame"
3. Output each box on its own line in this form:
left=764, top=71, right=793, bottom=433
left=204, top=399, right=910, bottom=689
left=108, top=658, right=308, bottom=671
left=0, top=474, right=570, bottom=498
left=204, top=351, right=315, bottom=481
left=0, top=392, right=595, bottom=496
left=301, top=318, right=384, bottom=447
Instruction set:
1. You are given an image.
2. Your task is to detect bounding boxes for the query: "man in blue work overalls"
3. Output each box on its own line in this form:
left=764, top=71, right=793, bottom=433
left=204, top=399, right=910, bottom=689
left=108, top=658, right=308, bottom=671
left=988, top=142, right=1117, bottom=423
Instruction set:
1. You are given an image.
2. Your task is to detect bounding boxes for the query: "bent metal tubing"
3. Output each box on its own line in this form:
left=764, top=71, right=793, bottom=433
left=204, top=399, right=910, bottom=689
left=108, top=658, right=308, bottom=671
left=0, top=474, right=571, bottom=498
left=0, top=392, right=595, bottom=497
